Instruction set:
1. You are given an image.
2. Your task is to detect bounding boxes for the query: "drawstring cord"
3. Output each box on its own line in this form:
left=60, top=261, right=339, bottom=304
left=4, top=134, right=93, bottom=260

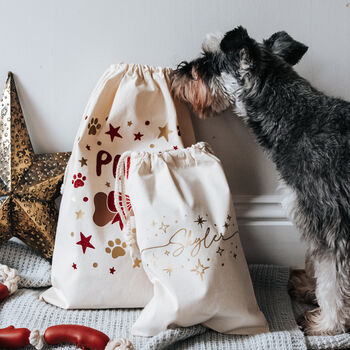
left=115, top=152, right=140, bottom=260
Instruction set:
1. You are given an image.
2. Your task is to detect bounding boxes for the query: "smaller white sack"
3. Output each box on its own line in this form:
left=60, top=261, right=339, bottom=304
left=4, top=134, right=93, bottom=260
left=116, top=142, right=269, bottom=336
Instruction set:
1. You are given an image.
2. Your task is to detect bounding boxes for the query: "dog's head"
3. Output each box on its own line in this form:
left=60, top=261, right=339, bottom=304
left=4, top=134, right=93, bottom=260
left=172, top=26, right=308, bottom=118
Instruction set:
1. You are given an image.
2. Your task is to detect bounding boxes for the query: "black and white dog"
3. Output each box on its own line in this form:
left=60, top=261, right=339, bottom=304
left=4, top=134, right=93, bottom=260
left=172, top=26, right=350, bottom=335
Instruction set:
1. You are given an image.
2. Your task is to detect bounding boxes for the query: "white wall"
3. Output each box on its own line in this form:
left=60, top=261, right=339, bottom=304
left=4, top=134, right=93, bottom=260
left=1, top=0, right=349, bottom=266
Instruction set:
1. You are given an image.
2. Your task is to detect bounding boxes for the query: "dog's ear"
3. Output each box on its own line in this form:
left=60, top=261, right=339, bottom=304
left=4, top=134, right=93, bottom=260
left=220, top=26, right=260, bottom=70
left=220, top=26, right=250, bottom=53
left=263, top=31, right=308, bottom=65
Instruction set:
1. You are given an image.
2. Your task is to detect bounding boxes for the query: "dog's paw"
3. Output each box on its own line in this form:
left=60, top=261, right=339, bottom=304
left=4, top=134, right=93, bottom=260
left=298, top=308, right=345, bottom=335
left=288, top=269, right=317, bottom=305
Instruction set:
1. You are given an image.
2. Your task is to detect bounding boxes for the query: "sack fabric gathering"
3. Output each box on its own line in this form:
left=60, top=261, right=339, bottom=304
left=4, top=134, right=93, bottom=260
left=40, top=63, right=268, bottom=336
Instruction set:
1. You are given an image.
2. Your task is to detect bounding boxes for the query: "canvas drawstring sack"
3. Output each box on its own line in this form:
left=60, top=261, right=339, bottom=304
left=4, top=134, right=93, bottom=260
left=41, top=63, right=195, bottom=308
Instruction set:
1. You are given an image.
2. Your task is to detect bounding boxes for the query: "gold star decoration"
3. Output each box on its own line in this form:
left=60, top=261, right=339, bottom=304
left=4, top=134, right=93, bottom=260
left=150, top=253, right=158, bottom=266
left=79, top=157, right=87, bottom=167
left=0, top=72, right=71, bottom=259
left=164, top=250, right=170, bottom=256
left=159, top=222, right=169, bottom=233
left=216, top=247, right=224, bottom=256
left=157, top=123, right=173, bottom=142
left=75, top=210, right=85, bottom=219
left=127, top=121, right=133, bottom=127
left=105, top=181, right=110, bottom=188
left=191, top=259, right=210, bottom=280
left=194, top=215, right=207, bottom=228
left=133, top=257, right=141, bottom=268
left=163, top=266, right=173, bottom=276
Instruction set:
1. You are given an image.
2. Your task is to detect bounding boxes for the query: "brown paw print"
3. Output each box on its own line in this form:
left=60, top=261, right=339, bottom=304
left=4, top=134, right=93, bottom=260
left=88, top=118, right=101, bottom=135
left=72, top=173, right=86, bottom=188
left=105, top=239, right=127, bottom=259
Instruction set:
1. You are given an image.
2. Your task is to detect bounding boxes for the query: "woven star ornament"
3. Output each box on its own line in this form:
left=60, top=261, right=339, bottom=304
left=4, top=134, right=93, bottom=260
left=0, top=72, right=71, bottom=259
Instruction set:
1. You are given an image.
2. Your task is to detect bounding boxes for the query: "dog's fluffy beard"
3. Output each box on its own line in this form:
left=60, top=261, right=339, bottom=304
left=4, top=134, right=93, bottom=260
left=172, top=65, right=230, bottom=119
left=171, top=32, right=239, bottom=118
left=173, top=25, right=350, bottom=336
left=172, top=67, right=229, bottom=118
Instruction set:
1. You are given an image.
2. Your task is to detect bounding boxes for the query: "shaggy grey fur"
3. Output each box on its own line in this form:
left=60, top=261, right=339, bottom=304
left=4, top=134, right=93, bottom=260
left=172, top=26, right=350, bottom=335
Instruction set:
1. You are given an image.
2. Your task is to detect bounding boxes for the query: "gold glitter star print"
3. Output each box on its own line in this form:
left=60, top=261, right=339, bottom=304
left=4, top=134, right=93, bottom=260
left=0, top=72, right=71, bottom=259
left=163, top=266, right=174, bottom=276
left=191, top=259, right=210, bottom=280
left=159, top=222, right=169, bottom=233
left=157, top=123, right=173, bottom=142
left=140, top=211, right=240, bottom=283
left=194, top=215, right=207, bottom=228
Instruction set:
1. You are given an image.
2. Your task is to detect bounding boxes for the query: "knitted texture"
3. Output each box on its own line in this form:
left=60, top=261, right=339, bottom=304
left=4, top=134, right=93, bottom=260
left=0, top=239, right=51, bottom=288
left=0, top=240, right=349, bottom=349
left=292, top=299, right=350, bottom=350
left=0, top=265, right=306, bottom=349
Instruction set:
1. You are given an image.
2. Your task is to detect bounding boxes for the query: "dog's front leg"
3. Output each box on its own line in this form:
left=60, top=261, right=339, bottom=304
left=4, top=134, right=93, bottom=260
left=289, top=249, right=317, bottom=305
left=299, top=253, right=349, bottom=335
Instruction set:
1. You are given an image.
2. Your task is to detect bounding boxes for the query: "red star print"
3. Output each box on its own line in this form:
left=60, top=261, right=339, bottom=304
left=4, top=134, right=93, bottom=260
left=134, top=132, right=144, bottom=141
left=72, top=263, right=77, bottom=269
left=105, top=124, right=122, bottom=142
left=173, top=146, right=178, bottom=150
left=76, top=232, right=95, bottom=254
left=109, top=267, right=116, bottom=274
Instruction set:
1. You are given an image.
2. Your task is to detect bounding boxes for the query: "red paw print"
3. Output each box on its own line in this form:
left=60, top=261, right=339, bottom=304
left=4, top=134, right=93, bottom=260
left=72, top=173, right=86, bottom=188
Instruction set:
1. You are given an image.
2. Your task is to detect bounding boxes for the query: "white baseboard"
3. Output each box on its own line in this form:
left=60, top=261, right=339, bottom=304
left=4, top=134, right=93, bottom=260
left=233, top=195, right=306, bottom=268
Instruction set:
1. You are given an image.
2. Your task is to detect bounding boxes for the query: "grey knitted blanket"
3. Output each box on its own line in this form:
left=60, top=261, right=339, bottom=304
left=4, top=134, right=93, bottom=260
left=0, top=239, right=349, bottom=350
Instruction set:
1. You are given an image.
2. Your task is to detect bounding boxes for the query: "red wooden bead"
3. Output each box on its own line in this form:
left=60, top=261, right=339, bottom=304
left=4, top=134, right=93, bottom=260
left=44, top=325, right=110, bottom=350
left=0, top=326, right=30, bottom=348
left=0, top=283, right=9, bottom=301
